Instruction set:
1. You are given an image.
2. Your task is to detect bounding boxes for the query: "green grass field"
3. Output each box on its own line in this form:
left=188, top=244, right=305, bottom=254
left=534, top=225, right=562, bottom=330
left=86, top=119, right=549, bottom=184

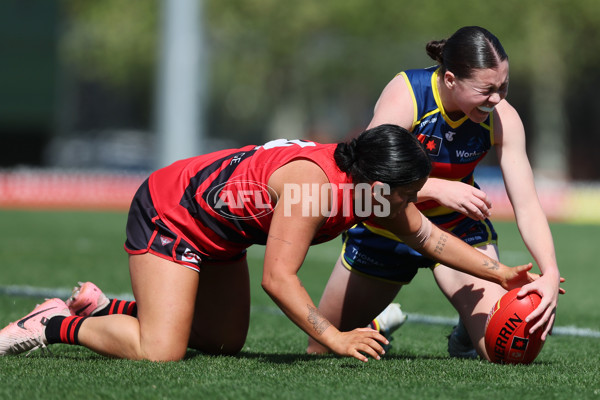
left=1, top=209, right=599, bottom=399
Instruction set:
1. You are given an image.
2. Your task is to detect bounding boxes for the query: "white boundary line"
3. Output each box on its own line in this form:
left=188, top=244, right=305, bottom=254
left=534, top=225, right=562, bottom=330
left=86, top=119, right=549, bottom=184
left=0, top=285, right=134, bottom=302
left=2, top=285, right=598, bottom=338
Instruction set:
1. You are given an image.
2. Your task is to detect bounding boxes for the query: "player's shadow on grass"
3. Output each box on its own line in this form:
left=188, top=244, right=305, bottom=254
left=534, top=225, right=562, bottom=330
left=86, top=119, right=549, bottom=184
left=25, top=348, right=556, bottom=367
left=184, top=350, right=317, bottom=364
left=183, top=350, right=474, bottom=364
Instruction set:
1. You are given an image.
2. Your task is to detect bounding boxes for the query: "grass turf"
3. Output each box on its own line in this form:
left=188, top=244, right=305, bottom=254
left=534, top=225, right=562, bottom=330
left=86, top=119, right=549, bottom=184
left=0, top=209, right=598, bottom=399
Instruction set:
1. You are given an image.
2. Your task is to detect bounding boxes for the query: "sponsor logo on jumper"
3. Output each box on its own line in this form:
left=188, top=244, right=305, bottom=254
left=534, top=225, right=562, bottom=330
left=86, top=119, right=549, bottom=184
left=445, top=131, right=457, bottom=141
left=419, top=117, right=437, bottom=128
left=456, top=149, right=483, bottom=159
left=229, top=153, right=246, bottom=166
left=420, top=136, right=442, bottom=156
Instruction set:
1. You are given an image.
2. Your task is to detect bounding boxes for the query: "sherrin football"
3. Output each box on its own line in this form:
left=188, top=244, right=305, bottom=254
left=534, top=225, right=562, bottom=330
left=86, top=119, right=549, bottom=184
left=484, top=288, right=544, bottom=364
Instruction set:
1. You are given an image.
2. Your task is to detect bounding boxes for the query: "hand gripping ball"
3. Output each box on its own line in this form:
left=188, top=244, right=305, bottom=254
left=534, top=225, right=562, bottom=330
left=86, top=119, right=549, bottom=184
left=484, top=288, right=545, bottom=364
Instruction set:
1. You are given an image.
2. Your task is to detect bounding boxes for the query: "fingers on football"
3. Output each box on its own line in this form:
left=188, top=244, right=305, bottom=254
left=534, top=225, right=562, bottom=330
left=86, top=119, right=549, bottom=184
left=540, top=312, right=556, bottom=341
left=535, top=307, right=557, bottom=341
left=527, top=302, right=555, bottom=337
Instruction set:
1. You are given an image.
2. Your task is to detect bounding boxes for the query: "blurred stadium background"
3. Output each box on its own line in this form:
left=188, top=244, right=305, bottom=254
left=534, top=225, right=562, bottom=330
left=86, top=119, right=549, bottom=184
left=1, top=0, right=599, bottom=223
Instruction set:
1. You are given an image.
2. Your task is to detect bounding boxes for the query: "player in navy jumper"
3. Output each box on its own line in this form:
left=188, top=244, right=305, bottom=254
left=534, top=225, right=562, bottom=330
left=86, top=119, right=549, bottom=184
left=308, top=26, right=563, bottom=361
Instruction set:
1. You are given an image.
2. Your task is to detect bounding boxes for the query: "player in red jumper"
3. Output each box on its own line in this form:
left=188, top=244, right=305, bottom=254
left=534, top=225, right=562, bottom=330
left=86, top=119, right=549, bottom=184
left=0, top=124, right=538, bottom=362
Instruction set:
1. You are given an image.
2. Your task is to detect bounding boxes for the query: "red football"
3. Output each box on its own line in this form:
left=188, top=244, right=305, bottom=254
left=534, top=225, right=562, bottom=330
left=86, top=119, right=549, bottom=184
left=484, top=288, right=544, bottom=364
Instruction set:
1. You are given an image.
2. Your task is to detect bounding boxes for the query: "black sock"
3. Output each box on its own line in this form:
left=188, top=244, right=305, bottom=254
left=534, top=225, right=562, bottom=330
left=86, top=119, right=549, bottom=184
left=45, top=315, right=87, bottom=345
left=93, top=299, right=137, bottom=317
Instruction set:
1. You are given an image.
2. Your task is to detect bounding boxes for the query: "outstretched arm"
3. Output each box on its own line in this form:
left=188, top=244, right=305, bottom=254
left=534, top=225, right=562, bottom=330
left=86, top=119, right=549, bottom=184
left=494, top=101, right=562, bottom=340
left=262, top=160, right=388, bottom=362
left=373, top=204, right=537, bottom=290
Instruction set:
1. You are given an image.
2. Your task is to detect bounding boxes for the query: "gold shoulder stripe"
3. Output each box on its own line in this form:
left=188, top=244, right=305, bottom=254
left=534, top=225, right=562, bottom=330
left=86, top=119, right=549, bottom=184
left=363, top=223, right=403, bottom=242
left=400, top=71, right=419, bottom=131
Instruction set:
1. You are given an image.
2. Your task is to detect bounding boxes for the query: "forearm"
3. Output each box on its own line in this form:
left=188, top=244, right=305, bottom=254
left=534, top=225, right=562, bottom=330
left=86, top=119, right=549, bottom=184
left=410, top=223, right=509, bottom=285
left=262, top=273, right=338, bottom=348
left=380, top=205, right=514, bottom=286
left=515, top=208, right=560, bottom=277
left=415, top=178, right=444, bottom=202
left=497, top=118, right=559, bottom=278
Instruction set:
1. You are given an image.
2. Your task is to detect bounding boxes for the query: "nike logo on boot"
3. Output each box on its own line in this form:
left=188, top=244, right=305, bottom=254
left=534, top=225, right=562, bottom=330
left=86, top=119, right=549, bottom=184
left=17, top=307, right=57, bottom=329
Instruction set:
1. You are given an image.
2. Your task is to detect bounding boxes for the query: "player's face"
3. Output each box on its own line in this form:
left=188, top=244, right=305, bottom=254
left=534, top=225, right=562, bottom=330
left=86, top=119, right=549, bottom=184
left=452, top=60, right=510, bottom=123
left=382, top=177, right=427, bottom=217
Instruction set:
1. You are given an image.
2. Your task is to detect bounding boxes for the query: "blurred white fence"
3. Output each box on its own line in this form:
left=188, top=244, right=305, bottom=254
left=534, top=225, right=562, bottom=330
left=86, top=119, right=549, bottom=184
left=0, top=169, right=147, bottom=210
left=1, top=169, right=600, bottom=224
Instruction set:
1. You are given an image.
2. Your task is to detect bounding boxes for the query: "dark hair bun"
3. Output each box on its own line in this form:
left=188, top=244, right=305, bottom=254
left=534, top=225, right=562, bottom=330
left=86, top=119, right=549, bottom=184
left=334, top=124, right=431, bottom=187
left=335, top=139, right=358, bottom=172
left=425, top=39, right=446, bottom=64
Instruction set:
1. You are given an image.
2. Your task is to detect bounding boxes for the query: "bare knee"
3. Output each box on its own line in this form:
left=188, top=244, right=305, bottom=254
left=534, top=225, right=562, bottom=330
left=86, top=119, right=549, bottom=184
left=140, top=337, right=189, bottom=362
left=145, top=350, right=186, bottom=362
left=191, top=339, right=244, bottom=356
left=189, top=330, right=247, bottom=356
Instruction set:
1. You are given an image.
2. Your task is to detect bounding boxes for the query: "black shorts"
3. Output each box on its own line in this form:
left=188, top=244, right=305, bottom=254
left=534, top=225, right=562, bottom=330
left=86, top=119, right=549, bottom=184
left=124, top=179, right=246, bottom=272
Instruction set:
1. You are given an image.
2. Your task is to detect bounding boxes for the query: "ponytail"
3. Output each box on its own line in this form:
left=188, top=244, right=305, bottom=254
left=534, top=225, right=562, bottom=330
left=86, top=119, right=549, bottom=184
left=425, top=39, right=446, bottom=65
left=333, top=138, right=359, bottom=173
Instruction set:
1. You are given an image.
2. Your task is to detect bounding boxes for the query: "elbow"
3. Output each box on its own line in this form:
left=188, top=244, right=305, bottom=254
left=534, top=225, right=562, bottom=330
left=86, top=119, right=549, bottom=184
left=261, top=272, right=283, bottom=298
left=261, top=277, right=274, bottom=295
left=261, top=271, right=296, bottom=301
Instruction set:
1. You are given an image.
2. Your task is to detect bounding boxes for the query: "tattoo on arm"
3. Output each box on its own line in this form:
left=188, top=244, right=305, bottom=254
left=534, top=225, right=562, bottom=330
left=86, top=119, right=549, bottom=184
left=434, top=233, right=448, bottom=255
left=484, top=258, right=500, bottom=270
left=307, top=304, right=331, bottom=335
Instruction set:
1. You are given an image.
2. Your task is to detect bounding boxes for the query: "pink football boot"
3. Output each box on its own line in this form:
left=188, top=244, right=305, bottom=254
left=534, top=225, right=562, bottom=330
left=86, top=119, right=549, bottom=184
left=66, top=281, right=110, bottom=317
left=0, top=298, right=70, bottom=355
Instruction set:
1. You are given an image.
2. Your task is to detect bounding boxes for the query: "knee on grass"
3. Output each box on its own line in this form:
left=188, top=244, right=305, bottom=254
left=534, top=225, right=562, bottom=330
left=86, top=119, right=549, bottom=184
left=187, top=325, right=248, bottom=356
left=189, top=334, right=246, bottom=356
left=137, top=338, right=190, bottom=362
left=142, top=349, right=187, bottom=362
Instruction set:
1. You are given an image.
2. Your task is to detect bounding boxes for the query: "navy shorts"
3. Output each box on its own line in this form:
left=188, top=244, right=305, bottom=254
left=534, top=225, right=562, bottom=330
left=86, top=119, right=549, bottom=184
left=341, top=217, right=497, bottom=284
left=124, top=179, right=246, bottom=272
